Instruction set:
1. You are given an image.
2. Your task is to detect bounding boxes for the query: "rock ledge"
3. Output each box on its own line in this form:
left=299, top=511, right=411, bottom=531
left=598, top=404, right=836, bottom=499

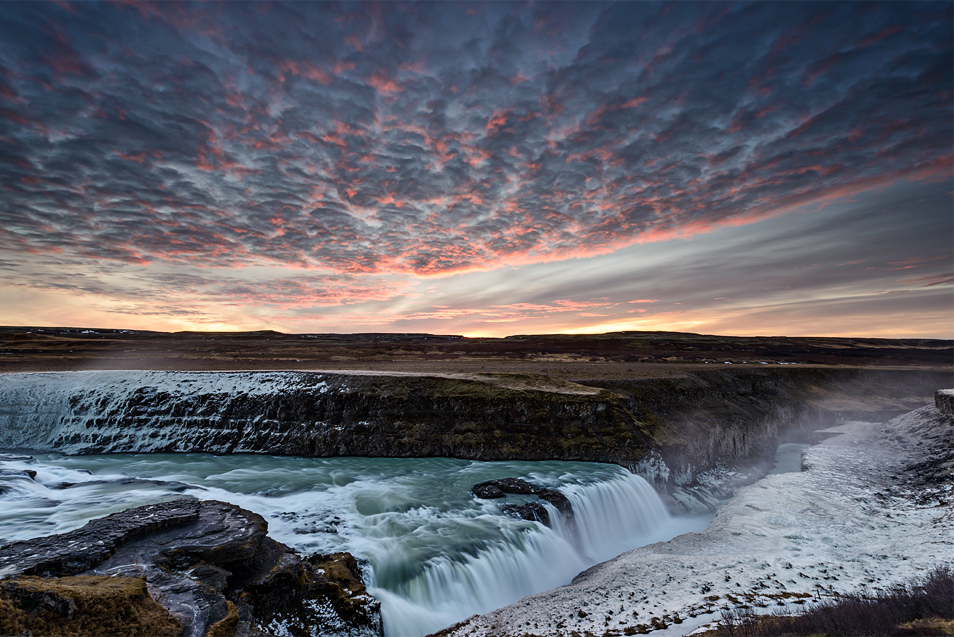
left=0, top=499, right=382, bottom=637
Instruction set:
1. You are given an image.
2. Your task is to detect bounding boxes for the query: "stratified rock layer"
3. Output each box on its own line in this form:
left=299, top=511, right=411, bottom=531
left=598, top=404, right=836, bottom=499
left=0, top=499, right=382, bottom=637
left=0, top=368, right=947, bottom=510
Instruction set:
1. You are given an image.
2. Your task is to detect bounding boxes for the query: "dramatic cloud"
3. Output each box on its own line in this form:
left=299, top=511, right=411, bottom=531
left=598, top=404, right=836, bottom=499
left=0, top=1, right=951, bottom=336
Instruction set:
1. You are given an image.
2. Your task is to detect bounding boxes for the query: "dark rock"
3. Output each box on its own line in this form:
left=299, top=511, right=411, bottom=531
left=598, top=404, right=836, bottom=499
left=503, top=502, right=551, bottom=526
left=0, top=499, right=383, bottom=637
left=0, top=469, right=37, bottom=480
left=0, top=498, right=202, bottom=578
left=471, top=482, right=506, bottom=499
left=936, top=389, right=954, bottom=418
left=472, top=477, right=573, bottom=527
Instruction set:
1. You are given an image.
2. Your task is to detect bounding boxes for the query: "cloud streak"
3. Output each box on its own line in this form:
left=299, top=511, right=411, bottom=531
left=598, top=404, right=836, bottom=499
left=0, top=2, right=950, bottom=336
left=1, top=2, right=950, bottom=273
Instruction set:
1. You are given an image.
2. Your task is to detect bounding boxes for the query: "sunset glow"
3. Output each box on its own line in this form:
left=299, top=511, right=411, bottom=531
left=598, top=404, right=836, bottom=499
left=1, top=2, right=951, bottom=337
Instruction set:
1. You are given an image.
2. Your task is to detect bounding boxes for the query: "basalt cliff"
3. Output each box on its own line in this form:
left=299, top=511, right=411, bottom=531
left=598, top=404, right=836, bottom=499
left=0, top=367, right=948, bottom=511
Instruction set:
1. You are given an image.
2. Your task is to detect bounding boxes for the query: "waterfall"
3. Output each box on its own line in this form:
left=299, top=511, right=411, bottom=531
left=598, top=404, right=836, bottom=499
left=354, top=468, right=704, bottom=637
left=0, top=372, right=712, bottom=636
left=558, top=470, right=674, bottom=563
left=0, top=430, right=709, bottom=637
left=368, top=531, right=585, bottom=636
left=0, top=371, right=334, bottom=454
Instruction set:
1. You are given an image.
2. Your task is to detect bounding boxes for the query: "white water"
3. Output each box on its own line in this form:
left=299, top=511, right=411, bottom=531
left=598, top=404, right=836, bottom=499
left=0, top=452, right=708, bottom=636
left=0, top=371, right=346, bottom=454
left=769, top=442, right=810, bottom=474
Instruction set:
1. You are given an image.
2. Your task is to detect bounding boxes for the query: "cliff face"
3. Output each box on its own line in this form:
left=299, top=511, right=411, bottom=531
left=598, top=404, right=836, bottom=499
left=0, top=370, right=649, bottom=465
left=937, top=389, right=954, bottom=417
left=0, top=368, right=948, bottom=497
left=588, top=368, right=950, bottom=482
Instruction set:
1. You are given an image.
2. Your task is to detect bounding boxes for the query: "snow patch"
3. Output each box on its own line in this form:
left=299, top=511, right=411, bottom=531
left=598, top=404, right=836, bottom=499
left=443, top=405, right=954, bottom=636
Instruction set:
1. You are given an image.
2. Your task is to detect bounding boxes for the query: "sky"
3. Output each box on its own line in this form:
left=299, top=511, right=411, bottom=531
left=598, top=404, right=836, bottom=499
left=0, top=1, right=951, bottom=338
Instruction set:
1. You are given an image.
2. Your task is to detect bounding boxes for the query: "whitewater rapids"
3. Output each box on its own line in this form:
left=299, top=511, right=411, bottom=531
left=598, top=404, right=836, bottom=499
left=441, top=405, right=954, bottom=636
left=0, top=453, right=708, bottom=636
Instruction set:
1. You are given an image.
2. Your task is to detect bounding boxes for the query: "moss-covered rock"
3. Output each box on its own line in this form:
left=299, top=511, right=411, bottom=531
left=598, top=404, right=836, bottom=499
left=0, top=575, right=181, bottom=637
left=0, top=499, right=383, bottom=637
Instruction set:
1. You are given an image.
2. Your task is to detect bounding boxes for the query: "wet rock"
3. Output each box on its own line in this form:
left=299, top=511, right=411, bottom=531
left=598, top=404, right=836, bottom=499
left=503, top=502, right=551, bottom=526
left=0, top=498, right=201, bottom=579
left=472, top=477, right=573, bottom=526
left=0, top=499, right=383, bottom=637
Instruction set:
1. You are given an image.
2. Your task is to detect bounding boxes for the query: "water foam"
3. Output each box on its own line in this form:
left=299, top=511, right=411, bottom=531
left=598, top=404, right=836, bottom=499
left=0, top=453, right=708, bottom=637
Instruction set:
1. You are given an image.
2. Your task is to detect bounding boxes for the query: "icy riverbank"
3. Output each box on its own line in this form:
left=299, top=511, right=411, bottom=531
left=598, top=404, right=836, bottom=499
left=438, top=402, right=954, bottom=637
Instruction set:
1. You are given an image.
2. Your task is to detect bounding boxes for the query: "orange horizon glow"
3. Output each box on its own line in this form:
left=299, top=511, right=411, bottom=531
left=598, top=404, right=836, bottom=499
left=1, top=3, right=951, bottom=342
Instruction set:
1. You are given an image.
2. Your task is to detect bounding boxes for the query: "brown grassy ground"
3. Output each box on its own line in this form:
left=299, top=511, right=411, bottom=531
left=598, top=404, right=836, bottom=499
left=0, top=327, right=950, bottom=378
left=0, top=575, right=181, bottom=637
left=710, top=566, right=954, bottom=637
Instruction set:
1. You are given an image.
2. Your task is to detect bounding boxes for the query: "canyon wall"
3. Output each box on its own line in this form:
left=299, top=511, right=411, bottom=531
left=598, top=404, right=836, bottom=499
left=0, top=368, right=948, bottom=499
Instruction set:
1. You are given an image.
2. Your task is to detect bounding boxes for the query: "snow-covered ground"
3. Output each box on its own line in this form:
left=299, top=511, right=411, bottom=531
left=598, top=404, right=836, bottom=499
left=442, top=404, right=954, bottom=637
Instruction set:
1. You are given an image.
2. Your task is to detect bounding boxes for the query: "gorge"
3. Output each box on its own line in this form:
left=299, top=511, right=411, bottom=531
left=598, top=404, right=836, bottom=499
left=0, top=330, right=950, bottom=636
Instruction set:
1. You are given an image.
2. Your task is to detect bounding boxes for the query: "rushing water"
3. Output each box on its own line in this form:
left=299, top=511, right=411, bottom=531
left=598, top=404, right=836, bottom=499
left=769, top=443, right=810, bottom=474
left=0, top=453, right=709, bottom=636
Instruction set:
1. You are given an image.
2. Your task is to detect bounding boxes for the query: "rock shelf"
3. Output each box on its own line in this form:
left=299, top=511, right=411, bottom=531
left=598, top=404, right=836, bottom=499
left=0, top=499, right=382, bottom=637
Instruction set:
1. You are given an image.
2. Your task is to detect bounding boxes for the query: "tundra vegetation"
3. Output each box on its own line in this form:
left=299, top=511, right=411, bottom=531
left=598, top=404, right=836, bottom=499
left=714, top=566, right=954, bottom=637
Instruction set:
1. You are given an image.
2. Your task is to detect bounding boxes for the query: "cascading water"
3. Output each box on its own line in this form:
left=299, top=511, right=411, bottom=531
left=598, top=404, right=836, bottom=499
left=0, top=453, right=709, bottom=637
left=769, top=442, right=811, bottom=474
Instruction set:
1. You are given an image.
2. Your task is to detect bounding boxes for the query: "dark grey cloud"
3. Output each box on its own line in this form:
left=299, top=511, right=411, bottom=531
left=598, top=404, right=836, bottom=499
left=0, top=0, right=949, bottom=282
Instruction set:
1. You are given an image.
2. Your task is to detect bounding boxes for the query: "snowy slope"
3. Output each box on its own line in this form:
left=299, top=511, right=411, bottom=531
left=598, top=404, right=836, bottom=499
left=441, top=404, right=954, bottom=637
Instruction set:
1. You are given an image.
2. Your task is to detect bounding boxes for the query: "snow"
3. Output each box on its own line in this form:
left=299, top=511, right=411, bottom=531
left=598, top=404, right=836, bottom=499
left=443, top=405, right=954, bottom=636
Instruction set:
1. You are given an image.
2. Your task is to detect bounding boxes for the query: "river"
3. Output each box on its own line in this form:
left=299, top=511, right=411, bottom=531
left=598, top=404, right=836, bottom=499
left=0, top=452, right=710, bottom=636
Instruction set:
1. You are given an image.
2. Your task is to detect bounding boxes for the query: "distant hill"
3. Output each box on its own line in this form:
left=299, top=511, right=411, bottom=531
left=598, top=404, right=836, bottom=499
left=0, top=326, right=950, bottom=374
